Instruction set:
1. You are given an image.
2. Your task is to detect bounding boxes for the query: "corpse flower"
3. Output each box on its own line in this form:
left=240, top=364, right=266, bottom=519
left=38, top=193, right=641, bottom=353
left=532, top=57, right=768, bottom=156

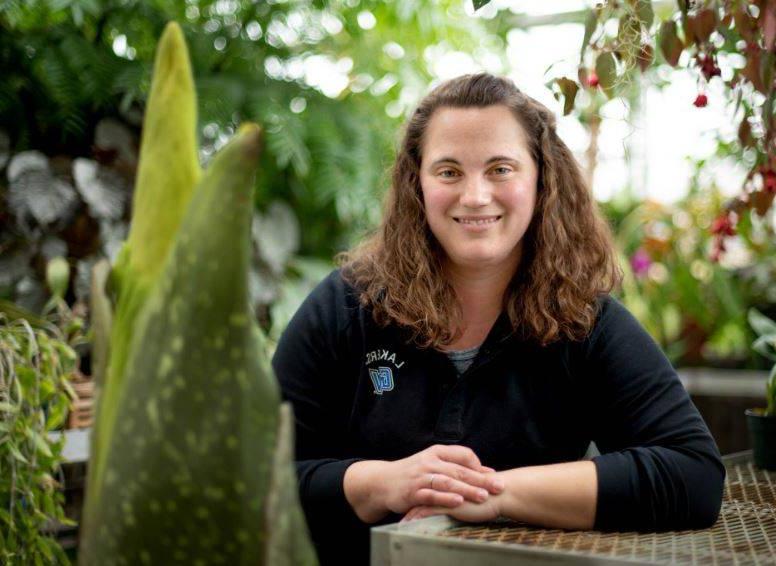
left=80, top=22, right=317, bottom=566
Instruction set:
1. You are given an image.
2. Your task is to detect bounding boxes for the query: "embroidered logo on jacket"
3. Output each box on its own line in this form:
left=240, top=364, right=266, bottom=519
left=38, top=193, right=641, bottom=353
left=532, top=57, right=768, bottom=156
left=365, top=349, right=405, bottom=368
left=369, top=366, right=394, bottom=395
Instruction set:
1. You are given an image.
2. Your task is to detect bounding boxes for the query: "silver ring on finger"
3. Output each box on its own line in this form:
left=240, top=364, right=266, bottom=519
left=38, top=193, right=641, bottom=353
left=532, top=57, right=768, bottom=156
left=429, top=474, right=436, bottom=490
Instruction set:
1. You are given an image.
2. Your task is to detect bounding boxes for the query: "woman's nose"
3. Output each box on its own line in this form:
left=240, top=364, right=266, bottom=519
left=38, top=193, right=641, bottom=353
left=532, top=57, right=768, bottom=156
left=459, top=176, right=492, bottom=208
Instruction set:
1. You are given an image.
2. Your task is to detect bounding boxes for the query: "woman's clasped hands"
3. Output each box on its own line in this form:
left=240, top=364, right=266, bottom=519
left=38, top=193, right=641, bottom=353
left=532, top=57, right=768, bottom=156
left=343, top=444, right=505, bottom=524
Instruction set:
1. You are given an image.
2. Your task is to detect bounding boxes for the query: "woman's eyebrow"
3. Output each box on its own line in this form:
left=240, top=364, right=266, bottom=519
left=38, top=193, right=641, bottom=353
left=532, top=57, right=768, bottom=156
left=429, top=155, right=521, bottom=167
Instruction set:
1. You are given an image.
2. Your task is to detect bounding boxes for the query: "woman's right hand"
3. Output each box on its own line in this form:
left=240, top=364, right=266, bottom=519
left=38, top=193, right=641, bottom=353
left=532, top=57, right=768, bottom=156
left=343, top=444, right=504, bottom=523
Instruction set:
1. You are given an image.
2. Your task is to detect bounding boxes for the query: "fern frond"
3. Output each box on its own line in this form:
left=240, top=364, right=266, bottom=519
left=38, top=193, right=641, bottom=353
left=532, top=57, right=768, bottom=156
left=259, top=104, right=311, bottom=178
left=36, top=43, right=79, bottom=108
left=112, top=61, right=149, bottom=94
left=34, top=41, right=88, bottom=140
left=59, top=33, right=119, bottom=109
left=197, top=73, right=248, bottom=126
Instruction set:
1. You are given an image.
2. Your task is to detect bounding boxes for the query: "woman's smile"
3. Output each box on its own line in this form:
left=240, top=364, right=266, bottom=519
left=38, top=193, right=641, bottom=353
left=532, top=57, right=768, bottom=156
left=453, top=215, right=503, bottom=231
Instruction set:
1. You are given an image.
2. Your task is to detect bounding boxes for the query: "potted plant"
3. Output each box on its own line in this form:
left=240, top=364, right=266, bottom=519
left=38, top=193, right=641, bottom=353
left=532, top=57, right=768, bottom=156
left=745, top=309, right=776, bottom=470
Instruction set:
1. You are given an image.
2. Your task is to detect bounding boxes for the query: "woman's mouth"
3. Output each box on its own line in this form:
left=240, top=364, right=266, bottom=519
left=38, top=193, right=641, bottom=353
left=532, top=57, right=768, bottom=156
left=453, top=215, right=502, bottom=225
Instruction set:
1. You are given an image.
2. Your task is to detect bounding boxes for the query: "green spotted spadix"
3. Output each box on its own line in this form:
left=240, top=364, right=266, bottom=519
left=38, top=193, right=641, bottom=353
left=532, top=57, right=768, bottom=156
left=80, top=22, right=316, bottom=566
left=126, top=21, right=201, bottom=278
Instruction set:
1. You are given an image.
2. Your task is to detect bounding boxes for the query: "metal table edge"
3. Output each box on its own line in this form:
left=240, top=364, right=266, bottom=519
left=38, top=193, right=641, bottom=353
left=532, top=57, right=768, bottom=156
left=371, top=517, right=656, bottom=566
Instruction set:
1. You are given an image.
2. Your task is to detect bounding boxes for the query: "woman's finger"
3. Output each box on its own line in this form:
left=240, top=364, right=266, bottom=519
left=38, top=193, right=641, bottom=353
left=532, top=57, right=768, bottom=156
left=437, top=461, right=504, bottom=494
left=400, top=509, right=417, bottom=523
left=401, top=507, right=427, bottom=523
left=433, top=444, right=482, bottom=470
left=423, top=472, right=490, bottom=503
left=401, top=506, right=433, bottom=523
left=409, top=506, right=446, bottom=521
left=414, top=488, right=463, bottom=508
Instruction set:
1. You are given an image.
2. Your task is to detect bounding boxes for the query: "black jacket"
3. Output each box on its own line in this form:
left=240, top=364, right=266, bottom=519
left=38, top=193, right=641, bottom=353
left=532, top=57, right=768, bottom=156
left=272, top=270, right=725, bottom=565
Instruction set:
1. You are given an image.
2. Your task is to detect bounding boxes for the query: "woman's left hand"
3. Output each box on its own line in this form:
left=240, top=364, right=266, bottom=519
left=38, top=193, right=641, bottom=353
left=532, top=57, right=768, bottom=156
left=401, top=493, right=503, bottom=524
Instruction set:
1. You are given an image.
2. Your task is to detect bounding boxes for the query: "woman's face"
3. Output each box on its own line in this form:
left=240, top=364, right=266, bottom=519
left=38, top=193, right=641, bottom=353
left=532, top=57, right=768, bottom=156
left=419, top=104, right=538, bottom=274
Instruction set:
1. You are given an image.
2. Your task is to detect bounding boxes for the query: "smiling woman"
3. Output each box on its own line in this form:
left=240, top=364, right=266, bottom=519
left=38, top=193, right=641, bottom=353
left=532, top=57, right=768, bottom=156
left=340, top=74, right=622, bottom=350
left=272, top=73, right=725, bottom=566
left=420, top=105, right=537, bottom=273
left=418, top=105, right=538, bottom=349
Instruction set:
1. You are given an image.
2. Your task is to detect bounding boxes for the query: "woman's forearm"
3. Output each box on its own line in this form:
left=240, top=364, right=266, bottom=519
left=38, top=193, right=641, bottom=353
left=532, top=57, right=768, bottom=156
left=495, top=460, right=598, bottom=530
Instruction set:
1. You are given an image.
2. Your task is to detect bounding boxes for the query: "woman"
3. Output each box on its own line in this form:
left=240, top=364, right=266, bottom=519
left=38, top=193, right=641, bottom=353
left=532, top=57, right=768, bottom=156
left=272, top=73, right=725, bottom=565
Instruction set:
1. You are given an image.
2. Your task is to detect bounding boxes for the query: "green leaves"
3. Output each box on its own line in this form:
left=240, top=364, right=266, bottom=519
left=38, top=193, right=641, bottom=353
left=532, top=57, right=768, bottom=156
left=635, top=0, right=654, bottom=29
left=2, top=0, right=501, bottom=304
left=30, top=429, right=53, bottom=458
left=553, top=78, right=579, bottom=116
left=748, top=309, right=776, bottom=415
left=580, top=10, right=598, bottom=60
left=575, top=0, right=776, bottom=225
left=749, top=308, right=776, bottom=339
left=0, top=314, right=80, bottom=565
left=749, top=309, right=776, bottom=362
left=472, top=0, right=492, bottom=10
left=265, top=111, right=312, bottom=178
left=595, top=51, right=617, bottom=97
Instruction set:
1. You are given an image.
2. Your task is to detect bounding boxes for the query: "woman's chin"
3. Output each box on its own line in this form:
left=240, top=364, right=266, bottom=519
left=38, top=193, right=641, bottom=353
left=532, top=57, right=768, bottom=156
left=446, top=252, right=512, bottom=271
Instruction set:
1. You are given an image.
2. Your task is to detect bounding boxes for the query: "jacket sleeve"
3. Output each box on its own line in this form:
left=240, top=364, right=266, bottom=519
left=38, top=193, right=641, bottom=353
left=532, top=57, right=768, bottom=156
left=271, top=270, right=369, bottom=562
left=584, top=296, right=725, bottom=531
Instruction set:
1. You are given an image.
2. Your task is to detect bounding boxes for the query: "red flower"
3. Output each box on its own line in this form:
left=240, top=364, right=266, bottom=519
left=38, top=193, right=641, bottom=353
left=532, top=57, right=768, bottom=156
left=710, top=214, right=735, bottom=236
left=587, top=72, right=599, bottom=88
left=693, top=93, right=708, bottom=107
left=763, top=169, right=776, bottom=193
left=697, top=54, right=721, bottom=81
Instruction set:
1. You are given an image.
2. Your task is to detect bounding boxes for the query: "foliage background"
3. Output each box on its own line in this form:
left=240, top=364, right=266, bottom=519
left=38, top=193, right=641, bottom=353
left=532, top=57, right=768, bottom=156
left=1, top=0, right=774, bottom=368
left=0, top=0, right=512, bottom=337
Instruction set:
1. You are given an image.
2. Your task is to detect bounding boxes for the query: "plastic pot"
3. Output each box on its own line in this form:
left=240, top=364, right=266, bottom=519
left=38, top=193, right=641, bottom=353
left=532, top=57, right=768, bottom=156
left=745, top=408, right=776, bottom=471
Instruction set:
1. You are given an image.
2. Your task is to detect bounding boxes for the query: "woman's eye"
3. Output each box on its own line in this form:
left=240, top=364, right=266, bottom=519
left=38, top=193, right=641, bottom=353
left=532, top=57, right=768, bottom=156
left=439, top=170, right=458, bottom=178
left=492, top=166, right=512, bottom=175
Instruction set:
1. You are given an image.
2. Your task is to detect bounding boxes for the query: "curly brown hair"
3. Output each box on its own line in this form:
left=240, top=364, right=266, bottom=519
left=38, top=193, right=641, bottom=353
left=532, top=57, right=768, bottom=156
left=338, top=73, right=622, bottom=349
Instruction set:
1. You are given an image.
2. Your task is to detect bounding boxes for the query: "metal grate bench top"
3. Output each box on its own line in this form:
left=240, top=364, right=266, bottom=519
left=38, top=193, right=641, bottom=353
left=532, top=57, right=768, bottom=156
left=372, top=452, right=776, bottom=565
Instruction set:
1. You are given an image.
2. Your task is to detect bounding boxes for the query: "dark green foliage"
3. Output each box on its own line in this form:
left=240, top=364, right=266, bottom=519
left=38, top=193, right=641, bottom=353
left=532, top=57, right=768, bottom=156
left=0, top=0, right=499, bottom=263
